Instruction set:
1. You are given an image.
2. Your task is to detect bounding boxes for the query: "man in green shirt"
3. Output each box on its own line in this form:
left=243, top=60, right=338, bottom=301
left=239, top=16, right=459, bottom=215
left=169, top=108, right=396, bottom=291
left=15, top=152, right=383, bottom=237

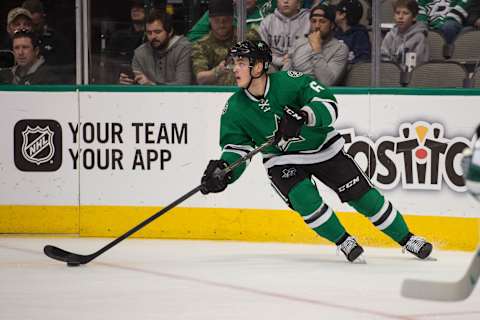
left=200, top=39, right=434, bottom=262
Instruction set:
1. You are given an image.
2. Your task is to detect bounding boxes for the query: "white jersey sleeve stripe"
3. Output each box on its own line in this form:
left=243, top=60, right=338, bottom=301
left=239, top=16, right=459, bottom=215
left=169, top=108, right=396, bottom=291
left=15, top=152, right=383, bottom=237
left=311, top=97, right=338, bottom=124
left=301, top=106, right=317, bottom=126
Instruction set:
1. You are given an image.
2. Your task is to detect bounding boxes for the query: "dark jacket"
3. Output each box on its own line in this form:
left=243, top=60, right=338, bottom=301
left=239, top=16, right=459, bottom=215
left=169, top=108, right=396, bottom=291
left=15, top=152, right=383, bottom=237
left=10, top=56, right=62, bottom=85
left=467, top=0, right=480, bottom=26
left=38, top=25, right=73, bottom=66
left=108, top=26, right=146, bottom=64
left=334, top=24, right=371, bottom=64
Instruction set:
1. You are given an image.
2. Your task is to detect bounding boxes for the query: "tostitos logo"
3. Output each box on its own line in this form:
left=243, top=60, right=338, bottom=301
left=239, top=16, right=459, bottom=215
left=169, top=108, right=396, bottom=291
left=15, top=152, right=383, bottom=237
left=342, top=121, right=473, bottom=192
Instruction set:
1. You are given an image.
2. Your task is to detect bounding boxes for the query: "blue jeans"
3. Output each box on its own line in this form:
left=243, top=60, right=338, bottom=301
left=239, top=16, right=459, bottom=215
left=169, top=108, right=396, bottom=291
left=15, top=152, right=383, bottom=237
left=439, top=19, right=463, bottom=44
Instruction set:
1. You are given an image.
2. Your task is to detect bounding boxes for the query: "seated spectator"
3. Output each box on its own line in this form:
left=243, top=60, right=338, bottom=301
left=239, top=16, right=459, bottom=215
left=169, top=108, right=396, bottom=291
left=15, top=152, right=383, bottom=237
left=22, top=0, right=74, bottom=68
left=381, top=0, right=429, bottom=66
left=284, top=4, right=348, bottom=86
left=187, top=0, right=273, bottom=42
left=334, top=0, right=371, bottom=63
left=192, top=0, right=260, bottom=85
left=7, top=30, right=61, bottom=85
left=119, top=10, right=192, bottom=85
left=259, top=0, right=310, bottom=71
left=467, top=0, right=480, bottom=28
left=1, top=7, right=34, bottom=50
left=417, top=0, right=472, bottom=44
left=108, top=0, right=147, bottom=65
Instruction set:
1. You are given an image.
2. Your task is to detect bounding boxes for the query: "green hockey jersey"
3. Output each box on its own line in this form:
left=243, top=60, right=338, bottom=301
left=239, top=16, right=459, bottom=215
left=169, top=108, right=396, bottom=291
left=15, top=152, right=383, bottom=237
left=417, top=0, right=471, bottom=28
left=219, top=71, right=345, bottom=182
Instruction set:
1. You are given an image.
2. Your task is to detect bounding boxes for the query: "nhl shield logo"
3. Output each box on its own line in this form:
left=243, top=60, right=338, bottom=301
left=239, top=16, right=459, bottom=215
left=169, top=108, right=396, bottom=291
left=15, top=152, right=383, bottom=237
left=14, top=119, right=62, bottom=171
left=21, top=126, right=55, bottom=165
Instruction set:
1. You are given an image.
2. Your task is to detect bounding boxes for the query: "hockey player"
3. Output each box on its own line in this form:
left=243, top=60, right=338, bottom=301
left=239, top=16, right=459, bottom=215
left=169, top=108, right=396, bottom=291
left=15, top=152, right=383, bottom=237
left=200, top=39, right=433, bottom=262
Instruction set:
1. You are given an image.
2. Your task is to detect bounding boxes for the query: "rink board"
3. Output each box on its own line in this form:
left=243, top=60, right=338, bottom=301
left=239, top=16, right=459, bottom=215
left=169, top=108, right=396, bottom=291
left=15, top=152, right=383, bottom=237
left=1, top=86, right=480, bottom=250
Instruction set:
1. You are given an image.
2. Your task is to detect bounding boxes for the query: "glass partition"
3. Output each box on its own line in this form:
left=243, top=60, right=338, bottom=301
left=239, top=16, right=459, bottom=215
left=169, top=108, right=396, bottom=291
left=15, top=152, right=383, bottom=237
left=89, top=0, right=207, bottom=85
left=1, top=0, right=478, bottom=87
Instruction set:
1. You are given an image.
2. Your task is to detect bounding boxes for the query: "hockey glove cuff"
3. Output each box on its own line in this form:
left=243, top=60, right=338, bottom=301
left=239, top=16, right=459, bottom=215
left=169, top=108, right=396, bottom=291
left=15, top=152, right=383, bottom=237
left=200, top=160, right=232, bottom=195
left=274, top=106, right=308, bottom=145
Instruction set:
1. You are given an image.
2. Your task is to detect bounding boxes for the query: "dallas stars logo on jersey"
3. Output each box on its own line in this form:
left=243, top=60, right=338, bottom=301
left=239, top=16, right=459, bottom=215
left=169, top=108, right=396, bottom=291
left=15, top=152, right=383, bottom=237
left=287, top=71, right=303, bottom=78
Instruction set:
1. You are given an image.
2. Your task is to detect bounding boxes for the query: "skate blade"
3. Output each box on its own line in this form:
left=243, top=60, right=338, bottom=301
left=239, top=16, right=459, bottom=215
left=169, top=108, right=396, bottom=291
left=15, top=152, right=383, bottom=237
left=351, top=256, right=367, bottom=264
left=423, top=256, right=437, bottom=262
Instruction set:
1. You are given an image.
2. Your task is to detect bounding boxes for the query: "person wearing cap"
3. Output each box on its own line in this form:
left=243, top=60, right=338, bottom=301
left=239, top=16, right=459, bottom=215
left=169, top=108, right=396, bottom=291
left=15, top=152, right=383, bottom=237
left=284, top=3, right=348, bottom=86
left=108, top=0, right=147, bottom=68
left=118, top=9, right=192, bottom=85
left=259, top=0, right=310, bottom=71
left=187, top=0, right=274, bottom=43
left=2, top=7, right=34, bottom=50
left=334, top=0, right=371, bottom=63
left=192, top=0, right=260, bottom=85
left=6, top=7, right=33, bottom=36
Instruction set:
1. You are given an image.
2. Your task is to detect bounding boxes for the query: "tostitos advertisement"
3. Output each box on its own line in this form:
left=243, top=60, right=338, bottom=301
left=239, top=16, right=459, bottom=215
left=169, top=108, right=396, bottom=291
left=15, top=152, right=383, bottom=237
left=0, top=88, right=479, bottom=249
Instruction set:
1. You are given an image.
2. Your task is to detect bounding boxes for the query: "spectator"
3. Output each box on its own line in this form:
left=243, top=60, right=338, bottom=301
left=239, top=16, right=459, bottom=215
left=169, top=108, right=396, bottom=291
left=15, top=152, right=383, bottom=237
left=22, top=0, right=73, bottom=67
left=119, top=10, right=192, bottom=85
left=381, top=0, right=429, bottom=66
left=466, top=0, right=480, bottom=28
left=187, top=0, right=273, bottom=42
left=7, top=30, right=60, bottom=85
left=334, top=0, right=371, bottom=63
left=192, top=0, right=260, bottom=85
left=108, top=0, right=147, bottom=65
left=284, top=4, right=348, bottom=86
left=417, top=0, right=472, bottom=44
left=2, top=7, right=34, bottom=50
left=259, top=0, right=310, bottom=71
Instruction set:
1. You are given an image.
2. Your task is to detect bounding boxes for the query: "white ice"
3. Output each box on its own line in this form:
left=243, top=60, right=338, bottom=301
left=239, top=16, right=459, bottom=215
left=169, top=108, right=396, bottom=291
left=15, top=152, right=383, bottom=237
left=0, top=237, right=479, bottom=320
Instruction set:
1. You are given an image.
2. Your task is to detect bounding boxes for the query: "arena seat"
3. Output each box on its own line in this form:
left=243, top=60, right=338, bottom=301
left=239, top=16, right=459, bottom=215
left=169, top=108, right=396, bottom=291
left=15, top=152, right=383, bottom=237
left=410, top=61, right=467, bottom=88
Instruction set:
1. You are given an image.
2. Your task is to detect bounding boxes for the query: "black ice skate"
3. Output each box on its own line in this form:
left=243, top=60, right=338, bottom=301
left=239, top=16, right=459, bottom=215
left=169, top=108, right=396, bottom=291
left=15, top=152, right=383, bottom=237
left=402, top=235, right=433, bottom=260
left=338, top=236, right=364, bottom=263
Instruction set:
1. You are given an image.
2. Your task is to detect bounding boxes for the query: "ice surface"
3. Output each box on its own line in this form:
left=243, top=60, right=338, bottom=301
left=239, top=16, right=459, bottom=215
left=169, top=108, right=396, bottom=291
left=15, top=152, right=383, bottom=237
left=0, top=237, right=479, bottom=320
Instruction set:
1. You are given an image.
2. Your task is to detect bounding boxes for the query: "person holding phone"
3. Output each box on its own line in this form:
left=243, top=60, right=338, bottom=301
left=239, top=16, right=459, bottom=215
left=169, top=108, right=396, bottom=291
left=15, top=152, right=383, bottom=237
left=118, top=9, right=192, bottom=85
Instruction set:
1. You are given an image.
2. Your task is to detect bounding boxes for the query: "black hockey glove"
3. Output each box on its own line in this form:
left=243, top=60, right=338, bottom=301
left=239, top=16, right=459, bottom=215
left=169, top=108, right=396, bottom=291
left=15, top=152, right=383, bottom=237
left=200, top=160, right=232, bottom=195
left=274, top=106, right=308, bottom=145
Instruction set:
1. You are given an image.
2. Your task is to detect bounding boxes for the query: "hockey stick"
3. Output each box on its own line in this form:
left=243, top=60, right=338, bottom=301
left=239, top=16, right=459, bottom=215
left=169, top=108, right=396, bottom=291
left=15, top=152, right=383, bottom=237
left=44, top=138, right=275, bottom=266
left=401, top=138, right=480, bottom=301
left=401, top=246, right=480, bottom=301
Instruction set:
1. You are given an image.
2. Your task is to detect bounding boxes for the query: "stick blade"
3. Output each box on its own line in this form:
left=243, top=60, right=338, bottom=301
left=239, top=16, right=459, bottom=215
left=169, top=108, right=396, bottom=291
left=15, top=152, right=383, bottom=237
left=44, top=245, right=89, bottom=265
left=402, top=248, right=480, bottom=301
left=401, top=278, right=472, bottom=302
